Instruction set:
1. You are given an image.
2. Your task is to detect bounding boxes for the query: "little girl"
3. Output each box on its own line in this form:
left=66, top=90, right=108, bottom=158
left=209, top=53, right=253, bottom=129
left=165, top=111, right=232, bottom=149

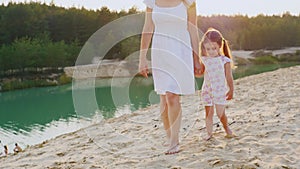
left=199, top=28, right=234, bottom=140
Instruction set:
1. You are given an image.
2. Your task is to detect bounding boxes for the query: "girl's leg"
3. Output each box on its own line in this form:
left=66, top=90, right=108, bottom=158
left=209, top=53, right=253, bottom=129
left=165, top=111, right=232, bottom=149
left=215, top=105, right=233, bottom=136
left=160, top=95, right=170, bottom=145
left=165, top=92, right=181, bottom=154
left=205, top=106, right=214, bottom=140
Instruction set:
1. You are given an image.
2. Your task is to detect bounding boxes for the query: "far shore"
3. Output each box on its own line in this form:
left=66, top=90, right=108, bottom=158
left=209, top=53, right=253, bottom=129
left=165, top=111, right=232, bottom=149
left=64, top=47, right=300, bottom=79
left=0, top=47, right=299, bottom=92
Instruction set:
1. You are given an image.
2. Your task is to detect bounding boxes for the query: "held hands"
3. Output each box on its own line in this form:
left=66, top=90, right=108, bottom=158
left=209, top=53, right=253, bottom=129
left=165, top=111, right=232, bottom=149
left=226, top=90, right=233, bottom=100
left=193, top=52, right=204, bottom=77
left=194, top=61, right=204, bottom=78
left=139, top=57, right=149, bottom=78
left=140, top=55, right=205, bottom=78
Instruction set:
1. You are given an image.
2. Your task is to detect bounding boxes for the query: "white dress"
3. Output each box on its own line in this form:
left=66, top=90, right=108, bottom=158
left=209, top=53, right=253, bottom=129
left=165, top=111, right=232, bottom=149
left=143, top=0, right=196, bottom=95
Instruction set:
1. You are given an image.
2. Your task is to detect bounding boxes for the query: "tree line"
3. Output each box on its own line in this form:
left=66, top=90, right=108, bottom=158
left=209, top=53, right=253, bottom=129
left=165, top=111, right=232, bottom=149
left=199, top=13, right=300, bottom=50
left=0, top=2, right=300, bottom=75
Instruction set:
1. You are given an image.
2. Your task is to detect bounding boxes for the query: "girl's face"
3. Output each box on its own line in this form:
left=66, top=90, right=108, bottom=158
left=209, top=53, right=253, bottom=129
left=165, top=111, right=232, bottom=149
left=204, top=42, right=220, bottom=57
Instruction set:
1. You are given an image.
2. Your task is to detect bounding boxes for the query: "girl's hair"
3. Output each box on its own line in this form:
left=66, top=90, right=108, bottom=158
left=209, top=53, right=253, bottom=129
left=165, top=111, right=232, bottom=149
left=200, top=28, right=234, bottom=68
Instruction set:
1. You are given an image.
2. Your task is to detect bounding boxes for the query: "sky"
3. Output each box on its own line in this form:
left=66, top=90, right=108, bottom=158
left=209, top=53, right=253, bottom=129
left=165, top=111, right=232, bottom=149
left=1, top=0, right=300, bottom=16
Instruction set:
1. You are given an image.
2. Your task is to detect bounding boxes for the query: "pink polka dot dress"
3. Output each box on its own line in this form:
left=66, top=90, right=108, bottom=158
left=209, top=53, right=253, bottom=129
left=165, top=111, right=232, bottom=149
left=201, top=56, right=231, bottom=106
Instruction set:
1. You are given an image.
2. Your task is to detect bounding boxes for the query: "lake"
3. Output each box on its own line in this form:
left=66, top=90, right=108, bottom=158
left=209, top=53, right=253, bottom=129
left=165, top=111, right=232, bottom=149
left=0, top=63, right=298, bottom=152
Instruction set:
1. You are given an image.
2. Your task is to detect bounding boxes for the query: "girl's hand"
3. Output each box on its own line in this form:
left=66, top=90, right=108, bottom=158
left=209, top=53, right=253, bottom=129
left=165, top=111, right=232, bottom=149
left=139, top=57, right=149, bottom=78
left=226, top=90, right=233, bottom=100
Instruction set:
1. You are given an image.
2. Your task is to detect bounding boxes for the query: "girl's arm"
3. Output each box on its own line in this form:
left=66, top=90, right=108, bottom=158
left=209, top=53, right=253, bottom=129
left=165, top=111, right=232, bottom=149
left=187, top=3, right=203, bottom=77
left=139, top=7, right=154, bottom=78
left=225, top=62, right=234, bottom=100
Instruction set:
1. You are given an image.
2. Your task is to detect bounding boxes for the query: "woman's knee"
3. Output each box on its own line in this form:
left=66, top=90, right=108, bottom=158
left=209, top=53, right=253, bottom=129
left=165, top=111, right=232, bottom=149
left=160, top=103, right=168, bottom=117
left=165, top=92, right=179, bottom=105
left=160, top=95, right=167, bottom=105
left=160, top=95, right=168, bottom=117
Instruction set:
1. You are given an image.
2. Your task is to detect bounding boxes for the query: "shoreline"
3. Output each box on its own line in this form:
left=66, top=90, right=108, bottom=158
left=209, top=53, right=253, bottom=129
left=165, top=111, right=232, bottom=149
left=1, top=46, right=299, bottom=91
left=0, top=66, right=299, bottom=168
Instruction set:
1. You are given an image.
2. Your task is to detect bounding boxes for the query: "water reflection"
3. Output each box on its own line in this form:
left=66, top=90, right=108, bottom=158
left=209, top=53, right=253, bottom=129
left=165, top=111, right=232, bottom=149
left=0, top=76, right=159, bottom=150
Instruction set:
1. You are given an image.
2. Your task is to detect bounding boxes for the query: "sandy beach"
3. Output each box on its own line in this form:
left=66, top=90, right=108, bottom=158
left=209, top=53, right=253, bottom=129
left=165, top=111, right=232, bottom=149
left=0, top=66, right=299, bottom=169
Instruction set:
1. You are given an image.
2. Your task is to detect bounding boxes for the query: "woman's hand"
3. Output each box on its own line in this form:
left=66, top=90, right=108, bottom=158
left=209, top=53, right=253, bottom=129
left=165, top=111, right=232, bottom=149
left=226, top=90, right=233, bottom=100
left=139, top=57, right=149, bottom=78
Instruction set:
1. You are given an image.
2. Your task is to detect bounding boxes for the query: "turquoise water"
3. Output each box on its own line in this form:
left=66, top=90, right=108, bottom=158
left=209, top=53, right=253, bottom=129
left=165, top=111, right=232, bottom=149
left=0, top=77, right=158, bottom=152
left=0, top=63, right=298, bottom=152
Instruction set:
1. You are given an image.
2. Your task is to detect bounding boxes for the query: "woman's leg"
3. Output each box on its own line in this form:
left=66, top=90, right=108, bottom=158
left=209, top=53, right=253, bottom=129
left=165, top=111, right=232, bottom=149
left=165, top=92, right=181, bottom=154
left=160, top=95, right=170, bottom=145
left=205, top=106, right=214, bottom=140
left=215, top=105, right=232, bottom=136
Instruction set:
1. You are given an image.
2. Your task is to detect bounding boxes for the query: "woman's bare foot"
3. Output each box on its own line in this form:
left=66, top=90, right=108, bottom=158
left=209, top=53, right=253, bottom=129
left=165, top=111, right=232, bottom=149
left=162, top=136, right=170, bottom=147
left=162, top=141, right=170, bottom=147
left=165, top=144, right=180, bottom=155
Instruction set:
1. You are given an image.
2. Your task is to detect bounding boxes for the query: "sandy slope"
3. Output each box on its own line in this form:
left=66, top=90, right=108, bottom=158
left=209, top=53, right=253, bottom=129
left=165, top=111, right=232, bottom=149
left=0, top=66, right=299, bottom=169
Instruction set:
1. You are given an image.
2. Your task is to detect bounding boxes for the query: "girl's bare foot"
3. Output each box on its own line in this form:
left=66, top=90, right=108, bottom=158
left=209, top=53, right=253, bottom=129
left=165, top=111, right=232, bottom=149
left=203, top=134, right=213, bottom=141
left=225, top=134, right=236, bottom=138
left=225, top=126, right=233, bottom=135
left=224, top=127, right=235, bottom=138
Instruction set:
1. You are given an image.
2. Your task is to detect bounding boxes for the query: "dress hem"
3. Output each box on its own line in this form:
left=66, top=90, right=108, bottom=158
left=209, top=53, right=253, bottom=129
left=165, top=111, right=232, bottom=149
left=155, top=89, right=196, bottom=95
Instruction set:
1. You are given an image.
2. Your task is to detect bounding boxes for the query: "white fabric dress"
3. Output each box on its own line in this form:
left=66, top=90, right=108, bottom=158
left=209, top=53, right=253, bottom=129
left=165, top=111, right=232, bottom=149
left=143, top=0, right=196, bottom=95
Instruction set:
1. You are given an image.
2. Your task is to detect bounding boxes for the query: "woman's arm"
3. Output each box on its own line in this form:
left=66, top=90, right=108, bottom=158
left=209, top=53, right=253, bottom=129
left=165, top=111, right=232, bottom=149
left=139, top=7, right=154, bottom=78
left=187, top=3, right=203, bottom=77
left=225, top=62, right=234, bottom=100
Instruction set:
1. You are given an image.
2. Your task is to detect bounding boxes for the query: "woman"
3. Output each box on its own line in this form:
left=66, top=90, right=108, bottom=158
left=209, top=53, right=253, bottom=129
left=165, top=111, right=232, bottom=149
left=139, top=0, right=202, bottom=154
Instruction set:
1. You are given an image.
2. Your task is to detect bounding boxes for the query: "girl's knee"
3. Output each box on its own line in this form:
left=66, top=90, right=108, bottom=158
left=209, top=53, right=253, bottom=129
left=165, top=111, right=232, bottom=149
left=206, top=113, right=214, bottom=120
left=205, top=106, right=214, bottom=117
left=217, top=112, right=225, bottom=119
left=205, top=112, right=214, bottom=120
left=215, top=105, right=225, bottom=117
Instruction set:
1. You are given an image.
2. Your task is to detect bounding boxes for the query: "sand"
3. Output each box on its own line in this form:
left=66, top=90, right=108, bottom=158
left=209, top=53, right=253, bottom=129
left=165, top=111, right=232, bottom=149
left=0, top=66, right=299, bottom=169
